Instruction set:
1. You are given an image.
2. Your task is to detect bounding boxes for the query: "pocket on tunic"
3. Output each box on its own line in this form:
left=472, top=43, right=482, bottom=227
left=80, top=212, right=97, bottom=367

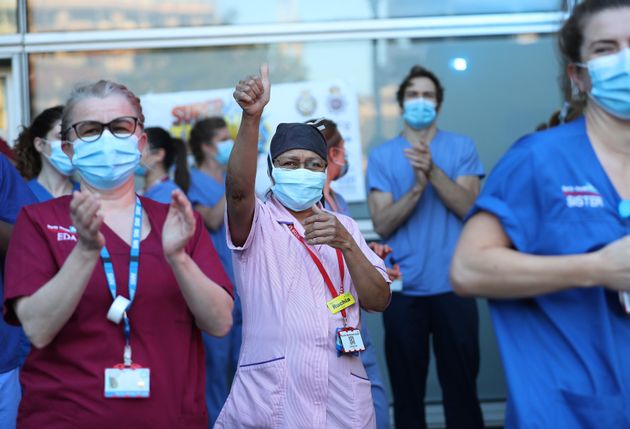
left=215, top=356, right=286, bottom=429
left=560, top=388, right=626, bottom=428
left=350, top=372, right=376, bottom=429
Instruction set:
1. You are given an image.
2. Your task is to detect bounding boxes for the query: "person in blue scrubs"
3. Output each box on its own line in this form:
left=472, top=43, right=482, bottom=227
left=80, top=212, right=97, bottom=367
left=367, top=65, right=484, bottom=429
left=137, top=127, right=190, bottom=203
left=187, top=117, right=242, bottom=427
left=13, top=106, right=78, bottom=202
left=0, top=154, right=37, bottom=429
left=312, top=118, right=390, bottom=429
left=451, top=1, right=630, bottom=427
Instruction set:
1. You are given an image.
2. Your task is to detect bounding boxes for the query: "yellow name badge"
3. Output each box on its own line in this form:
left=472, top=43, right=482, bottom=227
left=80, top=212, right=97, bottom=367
left=327, top=293, right=356, bottom=314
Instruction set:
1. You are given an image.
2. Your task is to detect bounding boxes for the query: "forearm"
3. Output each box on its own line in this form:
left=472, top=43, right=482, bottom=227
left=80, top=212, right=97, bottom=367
left=195, top=198, right=225, bottom=231
left=167, top=252, right=233, bottom=336
left=429, top=166, right=477, bottom=219
left=226, top=112, right=260, bottom=203
left=371, top=186, right=424, bottom=239
left=342, top=240, right=390, bottom=312
left=15, top=244, right=100, bottom=348
left=450, top=246, right=602, bottom=299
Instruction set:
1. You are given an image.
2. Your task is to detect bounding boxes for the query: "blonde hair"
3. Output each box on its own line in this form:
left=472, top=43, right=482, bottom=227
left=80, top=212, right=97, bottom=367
left=61, top=80, right=144, bottom=138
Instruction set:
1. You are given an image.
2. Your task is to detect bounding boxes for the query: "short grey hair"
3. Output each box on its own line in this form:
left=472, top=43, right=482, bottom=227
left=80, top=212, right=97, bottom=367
left=61, top=80, right=145, bottom=138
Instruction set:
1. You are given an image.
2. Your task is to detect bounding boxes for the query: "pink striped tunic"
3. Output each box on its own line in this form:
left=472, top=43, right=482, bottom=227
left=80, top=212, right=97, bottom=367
left=215, top=196, right=390, bottom=429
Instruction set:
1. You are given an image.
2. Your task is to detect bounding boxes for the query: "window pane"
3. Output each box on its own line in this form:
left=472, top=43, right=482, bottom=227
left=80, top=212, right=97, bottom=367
left=0, top=0, right=17, bottom=34
left=27, top=0, right=565, bottom=32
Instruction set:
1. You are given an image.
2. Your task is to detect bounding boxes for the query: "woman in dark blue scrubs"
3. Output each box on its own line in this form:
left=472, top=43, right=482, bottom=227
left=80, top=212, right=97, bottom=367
left=451, top=1, right=630, bottom=427
left=14, top=106, right=78, bottom=202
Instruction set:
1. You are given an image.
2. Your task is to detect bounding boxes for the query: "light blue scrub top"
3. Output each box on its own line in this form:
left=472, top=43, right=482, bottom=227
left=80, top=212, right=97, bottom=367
left=472, top=117, right=630, bottom=428
left=143, top=177, right=179, bottom=204
left=366, top=130, right=484, bottom=296
left=187, top=168, right=234, bottom=284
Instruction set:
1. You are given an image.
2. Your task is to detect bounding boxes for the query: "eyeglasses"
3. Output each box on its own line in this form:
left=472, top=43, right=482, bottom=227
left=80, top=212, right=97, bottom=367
left=65, top=116, right=142, bottom=143
left=274, top=157, right=327, bottom=172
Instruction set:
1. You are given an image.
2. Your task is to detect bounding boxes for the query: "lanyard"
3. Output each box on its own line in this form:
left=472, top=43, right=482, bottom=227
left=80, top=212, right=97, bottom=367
left=286, top=223, right=347, bottom=323
left=101, top=196, right=143, bottom=365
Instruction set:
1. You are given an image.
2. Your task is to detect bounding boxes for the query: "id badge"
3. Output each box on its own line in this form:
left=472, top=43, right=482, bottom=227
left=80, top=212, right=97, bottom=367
left=337, top=327, right=365, bottom=353
left=326, top=292, right=355, bottom=314
left=104, top=365, right=150, bottom=398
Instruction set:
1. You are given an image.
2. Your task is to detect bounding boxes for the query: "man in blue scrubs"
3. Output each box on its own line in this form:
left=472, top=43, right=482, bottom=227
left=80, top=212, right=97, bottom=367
left=0, top=154, right=36, bottom=429
left=367, top=65, right=484, bottom=428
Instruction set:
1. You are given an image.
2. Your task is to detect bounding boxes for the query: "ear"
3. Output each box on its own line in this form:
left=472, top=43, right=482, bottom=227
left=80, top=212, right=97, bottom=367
left=33, top=137, right=46, bottom=154
left=137, top=131, right=148, bottom=152
left=154, top=147, right=166, bottom=162
left=567, top=63, right=587, bottom=95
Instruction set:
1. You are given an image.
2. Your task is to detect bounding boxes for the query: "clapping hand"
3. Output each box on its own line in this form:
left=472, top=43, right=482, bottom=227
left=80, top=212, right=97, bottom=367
left=70, top=190, right=105, bottom=252
left=163, top=189, right=196, bottom=261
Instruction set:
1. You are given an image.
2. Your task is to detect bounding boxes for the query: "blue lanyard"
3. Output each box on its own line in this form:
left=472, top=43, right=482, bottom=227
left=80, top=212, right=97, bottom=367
left=100, top=196, right=143, bottom=364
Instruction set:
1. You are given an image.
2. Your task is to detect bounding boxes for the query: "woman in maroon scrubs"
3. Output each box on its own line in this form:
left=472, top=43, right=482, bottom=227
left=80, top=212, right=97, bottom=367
left=3, top=80, right=233, bottom=429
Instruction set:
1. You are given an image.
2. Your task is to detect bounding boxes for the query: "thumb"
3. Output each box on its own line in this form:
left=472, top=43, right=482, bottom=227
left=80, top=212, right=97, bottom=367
left=260, top=63, right=270, bottom=91
left=311, top=203, right=324, bottom=214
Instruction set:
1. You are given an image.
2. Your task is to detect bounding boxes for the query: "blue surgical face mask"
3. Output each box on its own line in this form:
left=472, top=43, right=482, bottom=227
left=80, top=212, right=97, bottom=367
left=403, top=98, right=437, bottom=130
left=581, top=48, right=630, bottom=119
left=215, top=139, right=234, bottom=166
left=271, top=166, right=326, bottom=212
left=44, top=139, right=74, bottom=176
left=72, top=130, right=141, bottom=190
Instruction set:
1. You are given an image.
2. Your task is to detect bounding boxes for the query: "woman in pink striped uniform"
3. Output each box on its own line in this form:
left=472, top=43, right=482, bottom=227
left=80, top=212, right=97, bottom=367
left=215, top=66, right=391, bottom=429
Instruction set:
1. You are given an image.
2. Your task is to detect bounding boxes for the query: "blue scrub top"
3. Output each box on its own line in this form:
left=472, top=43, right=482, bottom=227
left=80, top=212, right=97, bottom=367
left=366, top=130, right=484, bottom=296
left=27, top=178, right=80, bottom=202
left=471, top=117, right=630, bottom=428
left=187, top=168, right=234, bottom=284
left=143, top=177, right=180, bottom=204
left=1, top=155, right=37, bottom=372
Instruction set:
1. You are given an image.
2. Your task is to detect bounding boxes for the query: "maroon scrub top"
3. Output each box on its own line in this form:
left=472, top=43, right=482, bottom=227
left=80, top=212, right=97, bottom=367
left=3, top=195, right=233, bottom=429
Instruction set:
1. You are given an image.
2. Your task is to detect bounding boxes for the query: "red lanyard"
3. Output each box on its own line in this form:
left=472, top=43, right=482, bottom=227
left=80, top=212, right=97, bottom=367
left=286, top=224, right=347, bottom=319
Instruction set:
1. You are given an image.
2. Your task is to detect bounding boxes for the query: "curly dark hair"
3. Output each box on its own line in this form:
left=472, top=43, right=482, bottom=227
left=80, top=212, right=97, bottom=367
left=14, top=106, right=64, bottom=179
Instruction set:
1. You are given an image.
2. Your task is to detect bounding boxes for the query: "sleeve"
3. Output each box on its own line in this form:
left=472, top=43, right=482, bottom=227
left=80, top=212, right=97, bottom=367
left=365, top=147, right=393, bottom=194
left=456, top=137, right=485, bottom=179
left=4, top=207, right=58, bottom=324
left=186, top=211, right=234, bottom=299
left=468, top=140, right=542, bottom=252
left=0, top=154, right=37, bottom=223
left=226, top=197, right=263, bottom=254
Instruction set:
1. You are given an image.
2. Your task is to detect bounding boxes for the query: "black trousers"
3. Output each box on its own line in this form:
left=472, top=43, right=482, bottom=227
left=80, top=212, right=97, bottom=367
left=383, top=292, right=484, bottom=429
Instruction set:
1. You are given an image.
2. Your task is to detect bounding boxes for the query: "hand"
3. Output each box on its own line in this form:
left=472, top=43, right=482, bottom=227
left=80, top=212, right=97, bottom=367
left=597, top=235, right=630, bottom=292
left=387, top=263, right=401, bottom=281
left=233, top=64, right=270, bottom=118
left=404, top=141, right=433, bottom=185
left=70, top=190, right=105, bottom=252
left=163, top=190, right=196, bottom=261
left=368, top=242, right=393, bottom=260
left=303, top=205, right=353, bottom=250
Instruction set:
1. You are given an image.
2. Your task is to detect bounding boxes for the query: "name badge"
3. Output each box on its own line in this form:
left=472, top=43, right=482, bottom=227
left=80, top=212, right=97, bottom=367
left=327, top=292, right=355, bottom=314
left=105, top=366, right=150, bottom=398
left=338, top=328, right=365, bottom=353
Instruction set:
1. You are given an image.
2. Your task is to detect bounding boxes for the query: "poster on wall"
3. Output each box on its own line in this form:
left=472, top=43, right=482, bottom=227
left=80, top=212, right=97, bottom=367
left=140, top=80, right=365, bottom=202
